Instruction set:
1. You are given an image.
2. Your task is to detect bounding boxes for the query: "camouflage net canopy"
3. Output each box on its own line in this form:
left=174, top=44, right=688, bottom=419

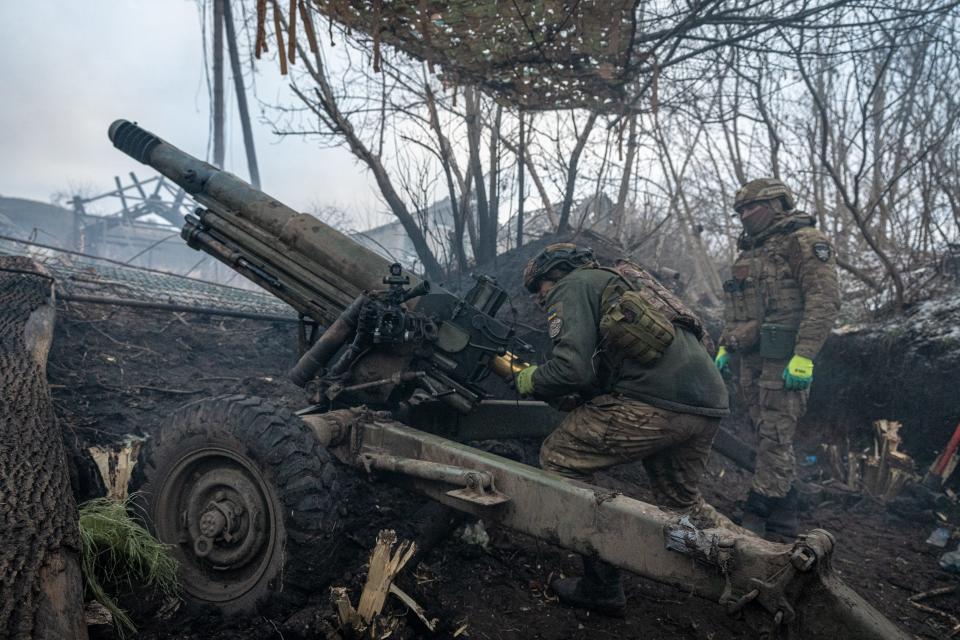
left=263, top=0, right=645, bottom=111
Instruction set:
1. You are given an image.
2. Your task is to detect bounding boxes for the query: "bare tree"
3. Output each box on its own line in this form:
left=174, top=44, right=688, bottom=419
left=557, top=111, right=599, bottom=233
left=273, top=8, right=445, bottom=280
left=248, top=0, right=960, bottom=312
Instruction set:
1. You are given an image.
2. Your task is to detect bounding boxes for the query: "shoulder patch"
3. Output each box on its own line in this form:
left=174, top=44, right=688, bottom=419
left=546, top=302, right=564, bottom=339
left=812, top=242, right=832, bottom=262
left=548, top=315, right=563, bottom=339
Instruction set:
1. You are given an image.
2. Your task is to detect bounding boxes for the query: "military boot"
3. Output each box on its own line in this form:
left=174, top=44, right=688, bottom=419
left=741, top=490, right=773, bottom=537
left=766, top=487, right=799, bottom=539
left=551, top=556, right=626, bottom=617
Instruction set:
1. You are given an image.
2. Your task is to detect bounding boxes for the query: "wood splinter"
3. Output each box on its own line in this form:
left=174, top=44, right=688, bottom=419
left=333, top=529, right=426, bottom=637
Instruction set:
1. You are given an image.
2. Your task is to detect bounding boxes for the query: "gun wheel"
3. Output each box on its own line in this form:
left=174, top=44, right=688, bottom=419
left=132, top=395, right=346, bottom=614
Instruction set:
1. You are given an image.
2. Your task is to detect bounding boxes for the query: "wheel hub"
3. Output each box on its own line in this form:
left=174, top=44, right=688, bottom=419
left=154, top=448, right=278, bottom=603
left=195, top=494, right=246, bottom=555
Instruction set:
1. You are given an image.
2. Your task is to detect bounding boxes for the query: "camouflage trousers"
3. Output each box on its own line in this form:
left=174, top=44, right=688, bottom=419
left=539, top=394, right=739, bottom=530
left=739, top=354, right=809, bottom=498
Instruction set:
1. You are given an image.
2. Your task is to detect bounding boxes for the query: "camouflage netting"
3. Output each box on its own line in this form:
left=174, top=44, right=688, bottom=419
left=262, top=0, right=646, bottom=111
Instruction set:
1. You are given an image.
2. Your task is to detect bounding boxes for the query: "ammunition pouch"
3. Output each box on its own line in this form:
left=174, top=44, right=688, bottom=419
left=759, top=323, right=798, bottom=360
left=599, top=284, right=676, bottom=366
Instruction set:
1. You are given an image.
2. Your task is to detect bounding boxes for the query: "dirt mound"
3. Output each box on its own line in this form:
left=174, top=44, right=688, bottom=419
left=455, top=229, right=680, bottom=333
left=808, top=291, right=960, bottom=465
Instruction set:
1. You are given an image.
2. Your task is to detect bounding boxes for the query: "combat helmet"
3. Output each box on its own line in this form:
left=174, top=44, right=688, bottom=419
left=523, top=243, right=595, bottom=292
left=734, top=178, right=796, bottom=213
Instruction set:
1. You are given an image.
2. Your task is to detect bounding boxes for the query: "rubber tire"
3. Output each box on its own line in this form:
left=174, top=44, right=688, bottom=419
left=132, top=395, right=345, bottom=615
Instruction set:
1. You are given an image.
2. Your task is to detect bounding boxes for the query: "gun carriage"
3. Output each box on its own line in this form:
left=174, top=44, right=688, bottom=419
left=109, top=120, right=906, bottom=639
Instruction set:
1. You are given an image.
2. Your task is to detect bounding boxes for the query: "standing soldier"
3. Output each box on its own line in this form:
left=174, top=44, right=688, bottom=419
left=715, top=178, right=840, bottom=539
left=516, top=243, right=739, bottom=617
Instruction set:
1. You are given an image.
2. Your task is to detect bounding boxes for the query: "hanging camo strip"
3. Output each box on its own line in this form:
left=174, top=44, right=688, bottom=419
left=372, top=0, right=382, bottom=73
left=272, top=0, right=288, bottom=75
left=287, top=0, right=298, bottom=65
left=419, top=0, right=434, bottom=73
left=255, top=0, right=268, bottom=58
left=299, top=0, right=319, bottom=53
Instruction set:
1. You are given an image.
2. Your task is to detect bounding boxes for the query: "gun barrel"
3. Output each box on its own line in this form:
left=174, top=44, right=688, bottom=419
left=108, top=119, right=407, bottom=324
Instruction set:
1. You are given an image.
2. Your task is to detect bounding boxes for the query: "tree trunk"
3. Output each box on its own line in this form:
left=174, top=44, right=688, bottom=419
left=719, top=62, right=748, bottom=186
left=557, top=111, right=598, bottom=233
left=465, top=87, right=493, bottom=265
left=292, top=45, right=445, bottom=281
left=794, top=46, right=907, bottom=309
left=1, top=257, right=87, bottom=640
left=212, top=0, right=225, bottom=168
left=516, top=111, right=526, bottom=248
left=752, top=66, right=782, bottom=179
left=498, top=118, right=559, bottom=230
left=487, top=104, right=503, bottom=258
left=612, top=114, right=638, bottom=241
left=423, top=80, right=468, bottom=272
left=222, top=0, right=261, bottom=188
left=652, top=119, right=722, bottom=305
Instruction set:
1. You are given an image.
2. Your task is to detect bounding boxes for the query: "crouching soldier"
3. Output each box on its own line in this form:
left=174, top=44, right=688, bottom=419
left=516, top=243, right=738, bottom=617
left=715, top=178, right=840, bottom=538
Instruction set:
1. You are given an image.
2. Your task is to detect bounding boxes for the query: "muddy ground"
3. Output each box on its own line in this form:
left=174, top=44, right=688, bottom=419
left=49, top=295, right=960, bottom=640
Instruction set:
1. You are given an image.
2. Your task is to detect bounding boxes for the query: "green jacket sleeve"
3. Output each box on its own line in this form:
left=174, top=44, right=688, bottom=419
left=531, top=272, right=603, bottom=398
left=788, top=227, right=841, bottom=360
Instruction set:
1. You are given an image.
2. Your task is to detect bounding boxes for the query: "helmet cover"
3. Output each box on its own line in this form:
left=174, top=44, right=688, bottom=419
left=734, top=178, right=796, bottom=212
left=522, top=243, right=595, bottom=292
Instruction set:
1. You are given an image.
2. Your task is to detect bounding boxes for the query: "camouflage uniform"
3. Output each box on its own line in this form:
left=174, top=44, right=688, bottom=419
left=524, top=251, right=731, bottom=523
left=522, top=245, right=738, bottom=616
left=720, top=180, right=840, bottom=506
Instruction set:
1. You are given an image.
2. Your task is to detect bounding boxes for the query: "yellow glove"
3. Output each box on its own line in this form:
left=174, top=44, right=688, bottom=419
left=715, top=346, right=730, bottom=373
left=782, top=355, right=814, bottom=390
left=516, top=365, right=538, bottom=396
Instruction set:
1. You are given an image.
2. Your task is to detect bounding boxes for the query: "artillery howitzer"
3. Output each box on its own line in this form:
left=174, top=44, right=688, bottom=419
left=109, top=120, right=906, bottom=639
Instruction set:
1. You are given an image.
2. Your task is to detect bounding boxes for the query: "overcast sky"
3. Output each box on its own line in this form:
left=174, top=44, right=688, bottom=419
left=0, top=1, right=382, bottom=224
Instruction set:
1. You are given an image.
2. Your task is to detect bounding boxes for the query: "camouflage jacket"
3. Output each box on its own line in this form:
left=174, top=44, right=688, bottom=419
left=720, top=213, right=840, bottom=360
left=531, top=266, right=729, bottom=418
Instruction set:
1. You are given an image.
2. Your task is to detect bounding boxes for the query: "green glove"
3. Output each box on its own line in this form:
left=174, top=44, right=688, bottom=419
left=782, top=355, right=814, bottom=390
left=715, top=346, right=730, bottom=373
left=516, top=365, right=538, bottom=396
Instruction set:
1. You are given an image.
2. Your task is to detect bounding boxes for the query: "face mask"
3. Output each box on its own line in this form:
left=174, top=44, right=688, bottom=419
left=740, top=205, right=777, bottom=235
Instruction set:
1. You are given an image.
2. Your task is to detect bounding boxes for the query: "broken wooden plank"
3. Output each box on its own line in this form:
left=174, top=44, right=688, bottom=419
left=389, top=583, right=437, bottom=632
left=332, top=530, right=419, bottom=638
left=357, top=530, right=417, bottom=622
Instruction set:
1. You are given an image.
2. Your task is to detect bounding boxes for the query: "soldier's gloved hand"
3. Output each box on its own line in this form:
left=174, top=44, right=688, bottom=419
left=782, top=355, right=814, bottom=390
left=715, top=346, right=730, bottom=374
left=515, top=365, right=538, bottom=396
